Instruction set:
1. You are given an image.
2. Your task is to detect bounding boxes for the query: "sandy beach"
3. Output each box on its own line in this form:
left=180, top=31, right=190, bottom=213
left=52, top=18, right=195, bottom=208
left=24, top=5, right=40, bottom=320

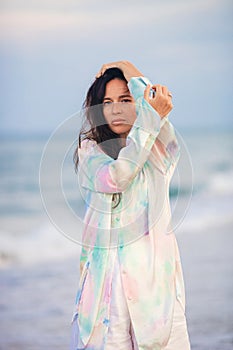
left=179, top=219, right=233, bottom=349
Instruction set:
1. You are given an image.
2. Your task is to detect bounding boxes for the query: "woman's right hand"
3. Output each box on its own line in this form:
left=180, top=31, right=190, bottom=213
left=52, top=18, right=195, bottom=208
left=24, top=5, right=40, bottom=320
left=95, top=60, right=143, bottom=81
left=144, top=84, right=173, bottom=118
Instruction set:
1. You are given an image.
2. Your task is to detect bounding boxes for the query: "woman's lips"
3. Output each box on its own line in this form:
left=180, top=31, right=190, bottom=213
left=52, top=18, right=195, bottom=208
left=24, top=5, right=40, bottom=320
left=111, top=118, right=127, bottom=125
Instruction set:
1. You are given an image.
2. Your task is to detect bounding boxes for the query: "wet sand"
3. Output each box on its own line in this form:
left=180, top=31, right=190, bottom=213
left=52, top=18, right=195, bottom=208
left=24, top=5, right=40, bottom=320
left=177, top=220, right=233, bottom=349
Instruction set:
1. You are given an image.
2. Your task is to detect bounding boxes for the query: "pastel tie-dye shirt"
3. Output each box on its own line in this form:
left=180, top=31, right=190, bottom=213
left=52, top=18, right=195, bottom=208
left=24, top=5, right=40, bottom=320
left=72, top=77, right=186, bottom=349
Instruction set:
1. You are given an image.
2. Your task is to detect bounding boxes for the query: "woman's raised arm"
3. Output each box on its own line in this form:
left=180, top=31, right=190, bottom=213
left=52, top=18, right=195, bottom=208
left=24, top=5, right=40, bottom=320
left=78, top=77, right=161, bottom=193
left=78, top=62, right=179, bottom=193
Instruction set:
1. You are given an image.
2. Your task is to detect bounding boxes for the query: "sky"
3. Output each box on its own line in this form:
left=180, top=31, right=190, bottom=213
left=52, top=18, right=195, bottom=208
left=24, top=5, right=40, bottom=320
left=0, top=0, right=232, bottom=135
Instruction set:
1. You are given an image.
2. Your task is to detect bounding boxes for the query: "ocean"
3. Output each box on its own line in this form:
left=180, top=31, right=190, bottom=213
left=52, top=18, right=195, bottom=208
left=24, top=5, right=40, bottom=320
left=0, top=128, right=233, bottom=349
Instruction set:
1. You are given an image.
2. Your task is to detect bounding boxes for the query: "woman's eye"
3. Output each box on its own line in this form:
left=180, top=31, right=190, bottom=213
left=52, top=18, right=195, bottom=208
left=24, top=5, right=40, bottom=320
left=121, top=99, right=131, bottom=103
left=103, top=101, right=112, bottom=106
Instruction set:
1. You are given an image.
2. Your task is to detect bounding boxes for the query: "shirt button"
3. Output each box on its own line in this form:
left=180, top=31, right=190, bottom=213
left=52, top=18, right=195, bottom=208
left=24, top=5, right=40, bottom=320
left=122, top=270, right=126, bottom=275
left=127, top=295, right=133, bottom=300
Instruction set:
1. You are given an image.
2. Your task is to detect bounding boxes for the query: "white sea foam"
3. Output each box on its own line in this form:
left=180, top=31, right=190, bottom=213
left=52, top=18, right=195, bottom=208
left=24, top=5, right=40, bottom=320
left=1, top=130, right=233, bottom=269
left=176, top=191, right=233, bottom=234
left=1, top=187, right=232, bottom=269
left=0, top=223, right=81, bottom=269
left=207, top=170, right=233, bottom=196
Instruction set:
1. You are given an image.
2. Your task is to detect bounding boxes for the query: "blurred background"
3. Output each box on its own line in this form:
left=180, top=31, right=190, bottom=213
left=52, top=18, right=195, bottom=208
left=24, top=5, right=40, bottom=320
left=0, top=1, right=232, bottom=349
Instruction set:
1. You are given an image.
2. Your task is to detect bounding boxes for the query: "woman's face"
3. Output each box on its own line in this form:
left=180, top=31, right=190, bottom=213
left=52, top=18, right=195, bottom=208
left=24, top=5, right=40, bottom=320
left=103, top=78, right=136, bottom=138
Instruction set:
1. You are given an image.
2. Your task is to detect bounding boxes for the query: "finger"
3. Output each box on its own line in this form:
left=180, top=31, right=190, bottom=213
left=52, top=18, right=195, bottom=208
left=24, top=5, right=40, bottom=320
left=162, top=86, right=173, bottom=98
left=95, top=63, right=110, bottom=78
left=96, top=62, right=120, bottom=78
left=152, top=84, right=162, bottom=95
left=162, top=86, right=168, bottom=96
left=168, top=92, right=173, bottom=98
left=144, top=84, right=151, bottom=101
left=95, top=65, right=103, bottom=78
left=95, top=70, right=103, bottom=78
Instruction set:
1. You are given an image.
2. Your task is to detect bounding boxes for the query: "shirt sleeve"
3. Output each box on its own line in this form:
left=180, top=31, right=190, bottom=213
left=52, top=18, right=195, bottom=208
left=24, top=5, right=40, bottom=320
left=78, top=76, right=162, bottom=193
left=149, top=117, right=180, bottom=176
left=133, top=76, right=180, bottom=175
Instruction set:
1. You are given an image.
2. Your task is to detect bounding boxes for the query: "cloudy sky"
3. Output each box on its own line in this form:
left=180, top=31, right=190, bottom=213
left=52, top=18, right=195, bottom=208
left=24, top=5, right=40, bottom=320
left=0, top=0, right=232, bottom=134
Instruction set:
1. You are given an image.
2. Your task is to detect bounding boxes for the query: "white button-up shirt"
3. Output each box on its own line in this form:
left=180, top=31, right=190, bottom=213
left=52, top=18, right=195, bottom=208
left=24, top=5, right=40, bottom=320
left=72, top=76, right=186, bottom=349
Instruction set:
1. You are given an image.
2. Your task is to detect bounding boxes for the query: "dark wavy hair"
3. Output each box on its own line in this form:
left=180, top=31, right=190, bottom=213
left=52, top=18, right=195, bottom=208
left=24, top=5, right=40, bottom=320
left=74, top=67, right=128, bottom=206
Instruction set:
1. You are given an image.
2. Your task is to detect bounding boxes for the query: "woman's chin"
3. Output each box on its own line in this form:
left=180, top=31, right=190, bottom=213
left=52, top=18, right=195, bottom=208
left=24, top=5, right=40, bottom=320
left=110, top=125, right=132, bottom=136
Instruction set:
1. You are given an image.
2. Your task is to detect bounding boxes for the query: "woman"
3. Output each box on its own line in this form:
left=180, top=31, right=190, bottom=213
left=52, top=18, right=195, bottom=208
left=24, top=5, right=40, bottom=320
left=71, top=61, right=190, bottom=349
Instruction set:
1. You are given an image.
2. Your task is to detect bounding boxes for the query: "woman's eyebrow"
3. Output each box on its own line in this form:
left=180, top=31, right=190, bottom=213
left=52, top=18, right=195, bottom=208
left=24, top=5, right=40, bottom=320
left=103, top=93, right=132, bottom=101
left=119, top=94, right=132, bottom=98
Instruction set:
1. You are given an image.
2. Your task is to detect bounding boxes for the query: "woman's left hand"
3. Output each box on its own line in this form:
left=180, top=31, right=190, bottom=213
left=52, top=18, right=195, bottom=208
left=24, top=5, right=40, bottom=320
left=144, top=84, right=173, bottom=118
left=95, top=60, right=143, bottom=81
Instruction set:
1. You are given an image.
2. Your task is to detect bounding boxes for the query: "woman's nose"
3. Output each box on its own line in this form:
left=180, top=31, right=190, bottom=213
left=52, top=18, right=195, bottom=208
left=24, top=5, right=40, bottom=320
left=112, top=102, right=122, bottom=114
